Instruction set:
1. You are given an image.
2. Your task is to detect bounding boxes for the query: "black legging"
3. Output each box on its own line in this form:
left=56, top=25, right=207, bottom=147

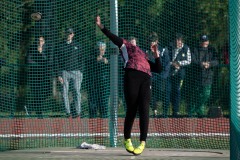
left=100, top=26, right=161, bottom=141
left=123, top=69, right=151, bottom=141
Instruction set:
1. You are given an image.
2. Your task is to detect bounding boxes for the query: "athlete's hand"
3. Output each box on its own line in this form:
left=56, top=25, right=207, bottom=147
left=96, top=16, right=104, bottom=29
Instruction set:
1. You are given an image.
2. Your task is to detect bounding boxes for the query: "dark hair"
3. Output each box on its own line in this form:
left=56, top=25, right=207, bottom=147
left=39, top=35, right=44, bottom=39
left=175, top=33, right=184, bottom=40
left=36, top=36, right=45, bottom=43
left=128, top=36, right=136, bottom=41
left=149, top=32, right=159, bottom=42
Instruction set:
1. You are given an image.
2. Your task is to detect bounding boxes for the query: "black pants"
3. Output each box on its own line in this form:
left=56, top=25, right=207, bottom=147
left=27, top=68, right=47, bottom=115
left=123, top=69, right=151, bottom=141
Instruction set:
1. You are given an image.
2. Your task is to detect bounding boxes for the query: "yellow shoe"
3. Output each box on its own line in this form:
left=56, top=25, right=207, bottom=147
left=133, top=142, right=145, bottom=155
left=124, top=139, right=134, bottom=153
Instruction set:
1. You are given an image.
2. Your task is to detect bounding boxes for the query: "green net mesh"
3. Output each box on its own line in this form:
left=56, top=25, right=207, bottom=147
left=229, top=0, right=240, bottom=159
left=0, top=0, right=233, bottom=154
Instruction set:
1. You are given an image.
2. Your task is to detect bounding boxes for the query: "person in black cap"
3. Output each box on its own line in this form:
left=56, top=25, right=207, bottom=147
left=55, top=28, right=84, bottom=118
left=187, top=34, right=219, bottom=117
left=168, top=33, right=191, bottom=117
left=148, top=32, right=171, bottom=118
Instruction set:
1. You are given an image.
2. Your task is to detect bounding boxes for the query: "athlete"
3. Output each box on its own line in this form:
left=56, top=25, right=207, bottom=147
left=96, top=16, right=162, bottom=155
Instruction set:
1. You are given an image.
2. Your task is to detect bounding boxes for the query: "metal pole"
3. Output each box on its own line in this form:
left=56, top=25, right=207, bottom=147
left=109, top=0, right=119, bottom=147
left=229, top=0, right=240, bottom=159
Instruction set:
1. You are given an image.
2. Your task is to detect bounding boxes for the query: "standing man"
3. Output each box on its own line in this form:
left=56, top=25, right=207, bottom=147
left=56, top=28, right=83, bottom=118
left=189, top=35, right=218, bottom=117
left=168, top=33, right=191, bottom=117
left=27, top=36, right=48, bottom=118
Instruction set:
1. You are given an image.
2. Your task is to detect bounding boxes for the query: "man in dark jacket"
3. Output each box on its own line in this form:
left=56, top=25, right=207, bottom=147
left=148, top=32, right=171, bottom=117
left=189, top=35, right=219, bottom=117
left=55, top=28, right=83, bottom=118
left=27, top=36, right=48, bottom=118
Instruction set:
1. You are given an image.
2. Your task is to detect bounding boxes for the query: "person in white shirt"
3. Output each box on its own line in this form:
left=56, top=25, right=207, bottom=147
left=168, top=33, right=191, bottom=117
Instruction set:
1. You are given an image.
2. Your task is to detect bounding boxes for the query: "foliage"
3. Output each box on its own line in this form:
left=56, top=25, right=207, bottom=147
left=0, top=0, right=229, bottom=111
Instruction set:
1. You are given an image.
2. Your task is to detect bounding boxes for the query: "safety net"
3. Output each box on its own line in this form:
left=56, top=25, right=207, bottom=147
left=0, top=0, right=232, bottom=154
left=229, top=0, right=240, bottom=159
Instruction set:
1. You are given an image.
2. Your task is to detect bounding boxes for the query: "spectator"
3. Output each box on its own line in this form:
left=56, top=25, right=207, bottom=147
left=96, top=16, right=162, bottom=155
left=148, top=32, right=171, bottom=117
left=27, top=36, right=48, bottom=118
left=88, top=41, right=110, bottom=118
left=188, top=35, right=219, bottom=117
left=55, top=28, right=83, bottom=118
left=168, top=33, right=191, bottom=117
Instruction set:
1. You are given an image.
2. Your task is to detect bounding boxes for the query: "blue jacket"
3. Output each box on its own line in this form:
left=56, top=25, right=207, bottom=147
left=158, top=47, right=170, bottom=79
left=149, top=46, right=170, bottom=80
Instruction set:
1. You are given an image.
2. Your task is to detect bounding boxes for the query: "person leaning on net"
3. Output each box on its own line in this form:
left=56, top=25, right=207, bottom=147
left=55, top=28, right=83, bottom=118
left=148, top=32, right=171, bottom=118
left=96, top=15, right=162, bottom=155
